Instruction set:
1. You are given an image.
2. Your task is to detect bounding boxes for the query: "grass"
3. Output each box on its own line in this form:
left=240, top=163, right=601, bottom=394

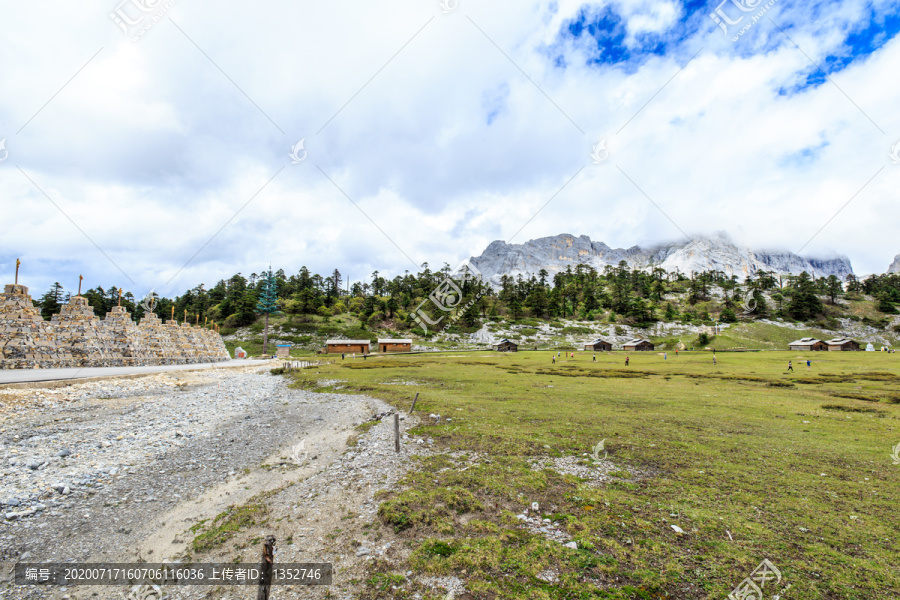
left=190, top=501, right=268, bottom=553
left=285, top=350, right=900, bottom=599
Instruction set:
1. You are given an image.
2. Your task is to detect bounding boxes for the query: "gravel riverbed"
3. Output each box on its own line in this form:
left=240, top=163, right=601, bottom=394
left=0, top=365, right=432, bottom=600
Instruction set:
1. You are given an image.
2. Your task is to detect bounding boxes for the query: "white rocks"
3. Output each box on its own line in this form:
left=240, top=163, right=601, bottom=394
left=564, top=541, right=577, bottom=550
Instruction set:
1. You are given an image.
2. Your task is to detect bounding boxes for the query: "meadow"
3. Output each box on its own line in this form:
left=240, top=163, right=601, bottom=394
left=286, top=349, right=900, bottom=599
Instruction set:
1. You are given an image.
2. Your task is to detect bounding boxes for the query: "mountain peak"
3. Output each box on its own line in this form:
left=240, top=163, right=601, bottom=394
left=469, top=233, right=854, bottom=284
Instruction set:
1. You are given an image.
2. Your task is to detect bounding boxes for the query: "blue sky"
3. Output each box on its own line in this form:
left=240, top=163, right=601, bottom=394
left=0, top=0, right=898, bottom=297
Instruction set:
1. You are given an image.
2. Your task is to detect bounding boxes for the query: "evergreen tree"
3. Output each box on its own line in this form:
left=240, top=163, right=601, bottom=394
left=256, top=268, right=279, bottom=354
left=38, top=283, right=66, bottom=319
left=787, top=272, right=824, bottom=321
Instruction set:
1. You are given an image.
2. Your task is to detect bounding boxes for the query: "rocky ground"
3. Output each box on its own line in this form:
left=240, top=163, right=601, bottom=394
left=0, top=365, right=435, bottom=600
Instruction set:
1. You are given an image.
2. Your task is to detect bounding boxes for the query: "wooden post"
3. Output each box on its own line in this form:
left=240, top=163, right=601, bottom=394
left=118, top=288, right=122, bottom=307
left=409, top=392, right=419, bottom=414
left=257, top=535, right=276, bottom=600
left=171, top=306, right=175, bottom=321
left=14, top=259, right=20, bottom=285
left=183, top=309, right=188, bottom=323
left=77, top=275, right=83, bottom=296
left=394, top=413, right=400, bottom=453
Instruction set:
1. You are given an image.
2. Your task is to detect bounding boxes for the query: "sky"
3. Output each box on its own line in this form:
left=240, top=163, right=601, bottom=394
left=1, top=0, right=899, bottom=299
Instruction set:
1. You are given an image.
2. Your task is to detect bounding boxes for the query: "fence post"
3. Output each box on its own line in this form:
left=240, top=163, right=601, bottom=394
left=409, top=392, right=419, bottom=414
left=257, top=535, right=276, bottom=600
left=394, top=413, right=400, bottom=453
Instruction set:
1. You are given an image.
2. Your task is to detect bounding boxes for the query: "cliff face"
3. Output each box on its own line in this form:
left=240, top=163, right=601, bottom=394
left=888, top=255, right=900, bottom=274
left=469, top=233, right=855, bottom=285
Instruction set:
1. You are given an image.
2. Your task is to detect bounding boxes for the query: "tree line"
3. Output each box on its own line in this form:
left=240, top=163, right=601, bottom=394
left=31, top=263, right=900, bottom=333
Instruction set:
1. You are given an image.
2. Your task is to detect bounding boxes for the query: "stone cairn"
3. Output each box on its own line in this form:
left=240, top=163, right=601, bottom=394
left=0, top=284, right=74, bottom=369
left=165, top=319, right=192, bottom=365
left=204, top=327, right=230, bottom=361
left=0, top=276, right=232, bottom=369
left=50, top=296, right=109, bottom=368
left=138, top=312, right=180, bottom=366
left=102, top=305, right=153, bottom=367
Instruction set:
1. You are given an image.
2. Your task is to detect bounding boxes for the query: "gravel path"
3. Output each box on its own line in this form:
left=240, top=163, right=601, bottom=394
left=0, top=365, right=431, bottom=600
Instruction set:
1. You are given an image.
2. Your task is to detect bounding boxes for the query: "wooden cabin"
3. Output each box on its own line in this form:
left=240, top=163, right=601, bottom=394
left=584, top=339, right=613, bottom=352
left=325, top=339, right=371, bottom=354
left=492, top=339, right=518, bottom=352
left=825, top=338, right=861, bottom=351
left=378, top=338, right=412, bottom=353
left=623, top=338, right=654, bottom=351
left=788, top=337, right=827, bottom=351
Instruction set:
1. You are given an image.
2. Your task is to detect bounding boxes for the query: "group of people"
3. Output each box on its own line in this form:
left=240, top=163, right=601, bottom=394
left=547, top=350, right=822, bottom=375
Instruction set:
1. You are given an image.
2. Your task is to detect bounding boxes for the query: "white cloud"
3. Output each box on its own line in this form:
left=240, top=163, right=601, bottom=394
left=0, top=0, right=898, bottom=299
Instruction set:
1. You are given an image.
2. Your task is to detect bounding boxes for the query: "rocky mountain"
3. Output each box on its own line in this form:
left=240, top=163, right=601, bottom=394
left=889, top=254, right=900, bottom=274
left=469, top=233, right=854, bottom=285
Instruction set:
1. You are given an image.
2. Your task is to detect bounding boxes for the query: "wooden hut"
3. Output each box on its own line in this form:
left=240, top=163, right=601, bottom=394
left=623, top=338, right=654, bottom=351
left=378, top=338, right=412, bottom=353
left=788, top=337, right=827, bottom=351
left=825, top=338, right=861, bottom=351
left=325, top=339, right=371, bottom=354
left=584, top=339, right=613, bottom=352
left=492, top=339, right=518, bottom=352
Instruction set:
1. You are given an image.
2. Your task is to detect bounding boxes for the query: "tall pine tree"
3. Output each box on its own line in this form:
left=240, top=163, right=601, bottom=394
left=256, top=267, right=279, bottom=355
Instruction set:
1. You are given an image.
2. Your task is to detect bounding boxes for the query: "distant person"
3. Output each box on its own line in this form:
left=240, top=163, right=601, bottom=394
left=593, top=353, right=596, bottom=362
left=713, top=355, right=717, bottom=366
left=625, top=356, right=630, bottom=366
left=807, top=359, right=811, bottom=372
left=363, top=353, right=367, bottom=360
left=788, top=360, right=793, bottom=372
left=664, top=352, right=668, bottom=360
left=341, top=353, right=345, bottom=360
left=552, top=356, right=556, bottom=364
left=675, top=350, right=679, bottom=357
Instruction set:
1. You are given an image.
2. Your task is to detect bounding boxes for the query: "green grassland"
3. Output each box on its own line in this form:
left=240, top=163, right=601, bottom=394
left=285, top=350, right=900, bottom=599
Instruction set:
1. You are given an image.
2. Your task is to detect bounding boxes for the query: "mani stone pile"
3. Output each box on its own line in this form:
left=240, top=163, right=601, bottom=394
left=0, top=283, right=230, bottom=369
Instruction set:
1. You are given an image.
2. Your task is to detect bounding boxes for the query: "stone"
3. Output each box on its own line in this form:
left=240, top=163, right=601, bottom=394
left=564, top=541, right=577, bottom=550
left=355, top=547, right=370, bottom=557
left=56, top=449, right=71, bottom=458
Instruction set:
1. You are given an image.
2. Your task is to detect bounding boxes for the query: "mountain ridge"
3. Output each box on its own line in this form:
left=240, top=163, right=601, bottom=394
left=469, top=233, right=856, bottom=285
